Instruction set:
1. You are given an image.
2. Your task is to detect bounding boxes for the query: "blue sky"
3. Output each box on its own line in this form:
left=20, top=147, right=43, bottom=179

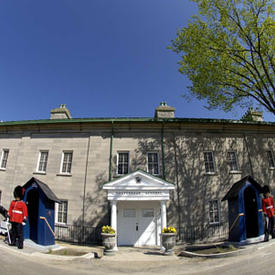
left=0, top=0, right=274, bottom=122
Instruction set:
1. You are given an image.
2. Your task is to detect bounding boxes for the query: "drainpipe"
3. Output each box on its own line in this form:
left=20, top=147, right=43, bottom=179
left=173, top=134, right=182, bottom=239
left=82, top=135, right=91, bottom=240
left=161, top=122, right=166, bottom=180
left=243, top=134, right=254, bottom=178
left=109, top=121, right=114, bottom=181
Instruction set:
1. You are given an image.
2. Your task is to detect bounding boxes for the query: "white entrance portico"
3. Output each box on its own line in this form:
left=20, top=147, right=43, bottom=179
left=103, top=170, right=175, bottom=248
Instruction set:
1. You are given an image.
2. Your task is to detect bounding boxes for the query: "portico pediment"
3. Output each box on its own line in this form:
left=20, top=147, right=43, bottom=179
left=103, top=170, right=175, bottom=201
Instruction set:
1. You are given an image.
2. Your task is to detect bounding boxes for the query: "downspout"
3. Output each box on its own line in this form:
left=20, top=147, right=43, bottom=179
left=109, top=121, right=114, bottom=181
left=161, top=122, right=166, bottom=180
left=243, top=134, right=254, bottom=178
left=173, top=134, right=182, bottom=239
left=82, top=135, right=91, bottom=240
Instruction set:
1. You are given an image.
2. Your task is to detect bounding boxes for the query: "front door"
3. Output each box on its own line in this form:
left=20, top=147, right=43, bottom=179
left=244, top=186, right=259, bottom=238
left=117, top=201, right=160, bottom=246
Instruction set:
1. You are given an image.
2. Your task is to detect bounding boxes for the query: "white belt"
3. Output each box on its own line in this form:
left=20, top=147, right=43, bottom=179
left=12, top=210, right=23, bottom=214
left=266, top=206, right=273, bottom=209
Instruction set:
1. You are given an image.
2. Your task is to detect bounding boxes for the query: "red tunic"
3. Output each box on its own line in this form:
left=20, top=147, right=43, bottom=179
left=8, top=200, right=28, bottom=224
left=262, top=196, right=274, bottom=218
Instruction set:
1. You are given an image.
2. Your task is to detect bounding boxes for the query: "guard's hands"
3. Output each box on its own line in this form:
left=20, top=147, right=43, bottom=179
left=22, top=219, right=26, bottom=226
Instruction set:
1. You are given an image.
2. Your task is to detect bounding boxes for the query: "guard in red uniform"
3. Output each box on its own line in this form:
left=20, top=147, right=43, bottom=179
left=8, top=186, right=28, bottom=249
left=262, top=185, right=275, bottom=241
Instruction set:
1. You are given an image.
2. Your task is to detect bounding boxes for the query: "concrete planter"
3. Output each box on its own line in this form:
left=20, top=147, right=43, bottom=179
left=161, top=233, right=176, bottom=255
left=101, top=233, right=116, bottom=256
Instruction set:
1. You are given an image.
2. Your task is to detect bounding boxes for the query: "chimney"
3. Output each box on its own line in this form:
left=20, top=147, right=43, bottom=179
left=50, top=104, right=72, bottom=119
left=241, top=107, right=263, bottom=122
left=154, top=102, right=175, bottom=119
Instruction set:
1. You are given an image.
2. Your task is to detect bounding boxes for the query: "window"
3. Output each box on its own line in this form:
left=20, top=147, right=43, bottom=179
left=123, top=209, right=136, bottom=217
left=56, top=200, right=68, bottom=224
left=147, top=152, right=160, bottom=175
left=227, top=151, right=239, bottom=171
left=61, top=151, right=73, bottom=174
left=117, top=152, right=129, bottom=175
left=0, top=149, right=9, bottom=169
left=142, top=209, right=154, bottom=218
left=203, top=151, right=215, bottom=173
left=267, top=151, right=275, bottom=168
left=209, top=200, right=220, bottom=224
left=37, top=151, right=48, bottom=172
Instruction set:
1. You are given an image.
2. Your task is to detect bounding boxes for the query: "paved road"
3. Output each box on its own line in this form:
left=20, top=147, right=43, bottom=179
left=0, top=241, right=275, bottom=275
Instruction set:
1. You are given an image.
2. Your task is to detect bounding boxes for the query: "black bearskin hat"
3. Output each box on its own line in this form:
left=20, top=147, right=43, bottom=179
left=13, top=185, right=24, bottom=200
left=262, top=185, right=270, bottom=194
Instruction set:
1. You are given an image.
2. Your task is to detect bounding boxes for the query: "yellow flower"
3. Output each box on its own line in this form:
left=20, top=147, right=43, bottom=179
left=101, top=225, right=115, bottom=234
left=162, top=226, right=176, bottom=233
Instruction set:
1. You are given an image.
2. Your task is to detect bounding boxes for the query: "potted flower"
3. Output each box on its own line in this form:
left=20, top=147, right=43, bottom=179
left=101, top=225, right=116, bottom=255
left=161, top=226, right=177, bottom=255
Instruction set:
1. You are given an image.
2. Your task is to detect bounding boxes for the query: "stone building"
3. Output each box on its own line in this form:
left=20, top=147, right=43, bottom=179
left=0, top=103, right=274, bottom=246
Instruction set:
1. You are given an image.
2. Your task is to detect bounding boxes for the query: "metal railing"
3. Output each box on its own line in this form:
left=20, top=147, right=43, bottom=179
left=55, top=223, right=228, bottom=245
left=177, top=223, right=228, bottom=243
left=55, top=224, right=102, bottom=245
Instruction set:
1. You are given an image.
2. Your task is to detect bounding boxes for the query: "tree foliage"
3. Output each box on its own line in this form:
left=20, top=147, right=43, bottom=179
left=170, top=0, right=275, bottom=115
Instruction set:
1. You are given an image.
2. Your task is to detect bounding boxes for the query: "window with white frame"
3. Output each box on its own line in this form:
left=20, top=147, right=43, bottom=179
left=227, top=151, right=239, bottom=171
left=0, top=149, right=9, bottom=169
left=117, top=152, right=129, bottom=175
left=209, top=200, right=220, bottom=224
left=203, top=151, right=215, bottom=173
left=147, top=152, right=160, bottom=175
left=37, top=151, right=48, bottom=172
left=55, top=200, right=68, bottom=224
left=267, top=151, right=275, bottom=168
left=61, top=151, right=73, bottom=174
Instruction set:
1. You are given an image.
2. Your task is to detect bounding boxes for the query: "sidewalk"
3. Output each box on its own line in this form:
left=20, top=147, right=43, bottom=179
left=0, top=235, right=274, bottom=262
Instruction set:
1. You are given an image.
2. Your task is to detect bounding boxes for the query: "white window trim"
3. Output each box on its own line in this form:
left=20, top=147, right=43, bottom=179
left=227, top=151, right=240, bottom=172
left=267, top=150, right=275, bottom=169
left=147, top=152, right=160, bottom=176
left=60, top=151, right=73, bottom=175
left=203, top=151, right=216, bottom=174
left=116, top=151, right=130, bottom=175
left=55, top=200, right=68, bottom=225
left=36, top=150, right=49, bottom=173
left=209, top=199, right=221, bottom=225
left=0, top=149, right=9, bottom=170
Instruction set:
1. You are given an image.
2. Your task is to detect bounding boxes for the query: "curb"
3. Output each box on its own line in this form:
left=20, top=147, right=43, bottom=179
left=178, top=239, right=275, bottom=259
left=31, top=251, right=95, bottom=261
left=0, top=241, right=95, bottom=261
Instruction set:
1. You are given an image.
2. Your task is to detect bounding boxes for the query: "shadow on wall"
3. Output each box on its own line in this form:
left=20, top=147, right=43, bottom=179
left=56, top=171, right=110, bottom=245
left=56, top=132, right=273, bottom=244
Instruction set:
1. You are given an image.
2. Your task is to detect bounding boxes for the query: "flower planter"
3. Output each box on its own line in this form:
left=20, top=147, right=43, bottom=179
left=161, top=233, right=176, bottom=255
left=101, top=233, right=116, bottom=256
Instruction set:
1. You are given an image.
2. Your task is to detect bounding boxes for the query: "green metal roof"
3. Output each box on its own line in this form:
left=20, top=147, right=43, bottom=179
left=0, top=116, right=274, bottom=126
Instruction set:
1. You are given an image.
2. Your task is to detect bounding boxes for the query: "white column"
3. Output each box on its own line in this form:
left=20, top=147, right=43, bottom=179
left=111, top=200, right=118, bottom=250
left=160, top=200, right=167, bottom=251
left=160, top=200, right=167, bottom=230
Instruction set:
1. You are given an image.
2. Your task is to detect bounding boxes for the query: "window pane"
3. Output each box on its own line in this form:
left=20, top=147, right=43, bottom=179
left=118, top=152, right=129, bottom=174
left=1, top=150, right=9, bottom=169
left=142, top=209, right=154, bottom=217
left=62, top=152, right=73, bottom=173
left=57, top=200, right=68, bottom=223
left=38, top=151, right=48, bottom=172
left=209, top=200, right=219, bottom=224
left=227, top=151, right=238, bottom=171
left=267, top=151, right=275, bottom=168
left=204, top=152, right=215, bottom=173
left=147, top=153, right=159, bottom=175
left=123, top=209, right=136, bottom=217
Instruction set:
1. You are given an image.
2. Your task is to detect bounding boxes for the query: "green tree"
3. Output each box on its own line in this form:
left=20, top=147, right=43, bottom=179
left=169, top=0, right=275, bottom=116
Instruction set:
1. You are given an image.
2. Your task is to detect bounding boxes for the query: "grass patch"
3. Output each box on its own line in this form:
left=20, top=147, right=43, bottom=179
left=184, top=244, right=238, bottom=255
left=47, top=248, right=89, bottom=256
